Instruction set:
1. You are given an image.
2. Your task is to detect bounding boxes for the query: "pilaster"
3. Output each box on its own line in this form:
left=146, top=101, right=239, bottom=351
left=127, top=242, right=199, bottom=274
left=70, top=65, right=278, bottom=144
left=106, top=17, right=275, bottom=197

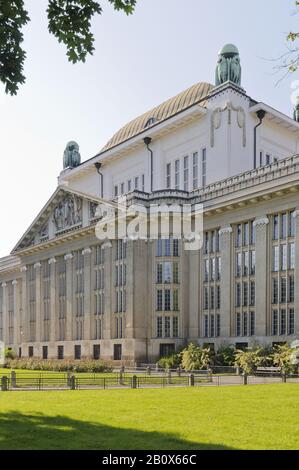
left=294, top=210, right=299, bottom=335
left=20, top=266, right=27, bottom=345
left=34, top=262, right=42, bottom=345
left=1, top=283, right=8, bottom=345
left=253, top=217, right=269, bottom=336
left=48, top=258, right=56, bottom=342
left=12, top=280, right=19, bottom=346
left=82, top=247, right=92, bottom=341
left=64, top=253, right=73, bottom=341
left=219, top=225, right=232, bottom=337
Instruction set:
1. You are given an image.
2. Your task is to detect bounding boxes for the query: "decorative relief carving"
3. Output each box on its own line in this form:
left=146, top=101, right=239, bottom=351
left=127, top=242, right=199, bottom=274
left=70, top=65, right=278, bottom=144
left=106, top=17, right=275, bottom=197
left=82, top=247, right=92, bottom=256
left=64, top=253, right=74, bottom=261
left=253, top=217, right=269, bottom=228
left=39, top=223, right=49, bottom=240
left=219, top=225, right=233, bottom=236
left=53, top=195, right=82, bottom=232
left=211, top=101, right=246, bottom=148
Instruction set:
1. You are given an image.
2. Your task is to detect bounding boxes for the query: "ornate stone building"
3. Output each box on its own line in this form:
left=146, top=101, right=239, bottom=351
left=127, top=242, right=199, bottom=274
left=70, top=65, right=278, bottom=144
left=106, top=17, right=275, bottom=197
left=0, top=45, right=299, bottom=363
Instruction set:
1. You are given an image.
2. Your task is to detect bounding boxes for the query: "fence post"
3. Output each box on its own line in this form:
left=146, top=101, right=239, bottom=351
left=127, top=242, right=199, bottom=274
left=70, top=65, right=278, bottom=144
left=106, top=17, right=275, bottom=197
left=189, top=374, right=195, bottom=387
left=67, top=371, right=72, bottom=386
left=281, top=372, right=287, bottom=383
left=69, top=375, right=76, bottom=390
left=167, top=369, right=172, bottom=384
left=131, top=375, right=137, bottom=389
left=208, top=368, right=213, bottom=382
left=11, top=371, right=16, bottom=388
left=155, top=362, right=159, bottom=372
left=1, top=376, right=8, bottom=391
left=146, top=366, right=151, bottom=376
left=119, top=371, right=124, bottom=385
left=177, top=367, right=181, bottom=377
left=242, top=372, right=248, bottom=385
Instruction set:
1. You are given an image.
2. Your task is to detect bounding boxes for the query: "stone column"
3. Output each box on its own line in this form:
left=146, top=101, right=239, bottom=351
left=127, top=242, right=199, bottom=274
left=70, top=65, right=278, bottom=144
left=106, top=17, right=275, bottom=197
left=64, top=253, right=73, bottom=342
left=82, top=247, right=92, bottom=343
left=188, top=248, right=199, bottom=340
left=34, top=262, right=42, bottom=347
left=253, top=217, right=269, bottom=337
left=1, top=283, right=8, bottom=345
left=219, top=225, right=232, bottom=338
left=48, top=258, right=57, bottom=343
left=294, top=210, right=299, bottom=336
left=103, top=241, right=113, bottom=340
left=125, top=240, right=134, bottom=339
left=20, top=266, right=27, bottom=345
left=12, top=280, right=19, bottom=346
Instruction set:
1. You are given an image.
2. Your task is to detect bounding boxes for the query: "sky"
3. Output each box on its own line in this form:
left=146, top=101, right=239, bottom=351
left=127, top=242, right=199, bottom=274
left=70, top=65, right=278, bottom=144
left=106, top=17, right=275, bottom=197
left=0, top=0, right=298, bottom=258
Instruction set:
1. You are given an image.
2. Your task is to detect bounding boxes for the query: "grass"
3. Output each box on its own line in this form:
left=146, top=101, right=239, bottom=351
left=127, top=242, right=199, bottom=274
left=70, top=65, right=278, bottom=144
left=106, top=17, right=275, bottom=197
left=0, top=384, right=298, bottom=450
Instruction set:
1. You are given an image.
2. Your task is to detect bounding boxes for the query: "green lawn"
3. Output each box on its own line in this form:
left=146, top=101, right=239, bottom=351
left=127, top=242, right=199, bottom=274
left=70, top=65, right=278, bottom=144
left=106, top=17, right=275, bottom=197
left=0, top=384, right=298, bottom=450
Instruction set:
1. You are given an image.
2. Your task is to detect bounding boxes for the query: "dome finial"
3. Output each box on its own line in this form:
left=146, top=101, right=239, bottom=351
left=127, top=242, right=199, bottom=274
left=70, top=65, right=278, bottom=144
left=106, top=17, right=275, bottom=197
left=63, top=141, right=81, bottom=169
left=215, top=44, right=241, bottom=87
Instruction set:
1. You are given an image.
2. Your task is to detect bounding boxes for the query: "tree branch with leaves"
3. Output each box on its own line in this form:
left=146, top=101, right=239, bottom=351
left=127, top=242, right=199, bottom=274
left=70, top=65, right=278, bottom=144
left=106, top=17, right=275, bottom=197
left=0, top=0, right=137, bottom=95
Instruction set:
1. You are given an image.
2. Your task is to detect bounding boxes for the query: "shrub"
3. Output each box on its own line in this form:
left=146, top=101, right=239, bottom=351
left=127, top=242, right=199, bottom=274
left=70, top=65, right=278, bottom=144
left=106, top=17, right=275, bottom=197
left=6, top=358, right=113, bottom=373
left=4, top=348, right=16, bottom=360
left=234, top=348, right=266, bottom=375
left=181, top=343, right=212, bottom=371
left=272, top=344, right=294, bottom=374
left=157, top=353, right=181, bottom=370
left=213, top=345, right=236, bottom=366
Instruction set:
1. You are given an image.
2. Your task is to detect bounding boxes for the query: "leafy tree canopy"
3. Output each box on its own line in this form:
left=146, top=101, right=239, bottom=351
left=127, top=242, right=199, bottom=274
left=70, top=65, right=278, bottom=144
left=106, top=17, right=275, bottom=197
left=0, top=0, right=137, bottom=95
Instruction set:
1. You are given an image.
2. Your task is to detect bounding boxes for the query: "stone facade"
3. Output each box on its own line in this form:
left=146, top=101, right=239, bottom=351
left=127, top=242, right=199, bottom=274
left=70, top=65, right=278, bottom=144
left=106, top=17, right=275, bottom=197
left=1, top=53, right=299, bottom=363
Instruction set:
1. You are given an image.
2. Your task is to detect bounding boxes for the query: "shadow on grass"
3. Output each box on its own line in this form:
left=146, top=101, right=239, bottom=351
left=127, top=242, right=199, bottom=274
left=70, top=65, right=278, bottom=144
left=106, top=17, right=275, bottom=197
left=0, top=411, right=234, bottom=450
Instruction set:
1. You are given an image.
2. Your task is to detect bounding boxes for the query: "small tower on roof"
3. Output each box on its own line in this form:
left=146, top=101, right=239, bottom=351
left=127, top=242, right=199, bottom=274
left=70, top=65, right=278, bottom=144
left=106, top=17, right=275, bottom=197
left=215, top=44, right=242, bottom=87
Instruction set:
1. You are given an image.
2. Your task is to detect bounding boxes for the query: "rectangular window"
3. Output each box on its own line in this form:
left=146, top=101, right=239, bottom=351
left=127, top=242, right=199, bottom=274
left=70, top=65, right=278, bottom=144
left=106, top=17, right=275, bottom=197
left=93, top=344, right=101, bottom=360
left=204, top=315, right=209, bottom=337
left=156, top=239, right=163, bottom=257
left=236, top=313, right=241, bottom=337
left=272, top=278, right=278, bottom=304
left=165, top=316, right=171, bottom=338
left=236, top=253, right=241, bottom=277
left=250, top=250, right=256, bottom=275
left=57, top=345, right=64, bottom=360
left=175, top=160, right=180, bottom=190
left=164, top=290, right=171, bottom=311
left=192, top=152, right=198, bottom=189
left=165, top=239, right=171, bottom=257
left=204, top=287, right=209, bottom=310
left=250, top=312, right=255, bottom=336
left=243, top=222, right=249, bottom=246
left=216, top=314, right=221, bottom=337
left=114, top=185, right=118, bottom=197
left=250, top=281, right=255, bottom=306
left=289, top=211, right=296, bottom=237
left=243, top=282, right=248, bottom=307
left=288, top=309, right=295, bottom=335
left=142, top=174, right=145, bottom=191
left=183, top=155, right=189, bottom=191
left=173, top=239, right=179, bottom=257
left=281, top=213, right=287, bottom=239
left=235, top=283, right=241, bottom=307
left=173, top=317, right=179, bottom=338
left=216, top=285, right=221, bottom=309
left=156, top=263, right=163, bottom=284
left=280, top=277, right=287, bottom=303
left=266, top=154, right=271, bottom=165
left=273, top=246, right=279, bottom=272
left=236, top=224, right=242, bottom=248
left=156, top=290, right=163, bottom=311
left=157, top=317, right=163, bottom=338
left=243, top=312, right=248, bottom=336
left=74, top=345, right=81, bottom=360
left=280, top=309, right=286, bottom=335
left=272, top=310, right=278, bottom=335
left=289, top=243, right=295, bottom=269
left=166, top=163, right=171, bottom=189
left=281, top=245, right=287, bottom=271
left=273, top=215, right=279, bottom=240
left=210, top=286, right=215, bottom=310
left=173, top=289, right=179, bottom=311
left=210, top=314, right=215, bottom=337
left=163, top=262, right=172, bottom=283
left=134, top=176, right=139, bottom=190
left=121, top=182, right=124, bottom=194
left=243, top=251, right=249, bottom=276
left=289, top=276, right=294, bottom=303
left=201, top=148, right=206, bottom=187
left=113, top=344, right=122, bottom=361
left=127, top=179, right=132, bottom=192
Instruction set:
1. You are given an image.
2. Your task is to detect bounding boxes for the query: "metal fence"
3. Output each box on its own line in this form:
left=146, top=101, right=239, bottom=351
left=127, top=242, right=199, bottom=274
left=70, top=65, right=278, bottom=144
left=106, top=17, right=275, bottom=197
left=0, top=371, right=298, bottom=391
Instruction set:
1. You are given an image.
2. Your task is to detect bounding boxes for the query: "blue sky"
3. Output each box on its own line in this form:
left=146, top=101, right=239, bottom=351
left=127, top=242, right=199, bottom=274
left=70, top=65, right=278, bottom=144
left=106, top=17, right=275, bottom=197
left=0, top=0, right=298, bottom=257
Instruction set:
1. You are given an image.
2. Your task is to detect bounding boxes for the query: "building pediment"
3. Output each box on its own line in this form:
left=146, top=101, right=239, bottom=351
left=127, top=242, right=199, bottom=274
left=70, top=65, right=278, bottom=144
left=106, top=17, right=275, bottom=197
left=11, top=186, right=111, bottom=254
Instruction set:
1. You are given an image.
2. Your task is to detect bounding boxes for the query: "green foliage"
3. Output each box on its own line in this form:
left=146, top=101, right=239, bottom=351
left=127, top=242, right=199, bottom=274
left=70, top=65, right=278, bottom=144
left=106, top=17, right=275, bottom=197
left=272, top=344, right=294, bottom=374
left=0, top=0, right=137, bottom=95
left=285, top=1, right=299, bottom=73
left=157, top=353, right=181, bottom=370
left=0, top=0, right=30, bottom=95
left=4, top=348, right=16, bottom=360
left=6, top=358, right=112, bottom=373
left=213, top=345, right=236, bottom=366
left=181, top=343, right=212, bottom=371
left=234, top=348, right=266, bottom=375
